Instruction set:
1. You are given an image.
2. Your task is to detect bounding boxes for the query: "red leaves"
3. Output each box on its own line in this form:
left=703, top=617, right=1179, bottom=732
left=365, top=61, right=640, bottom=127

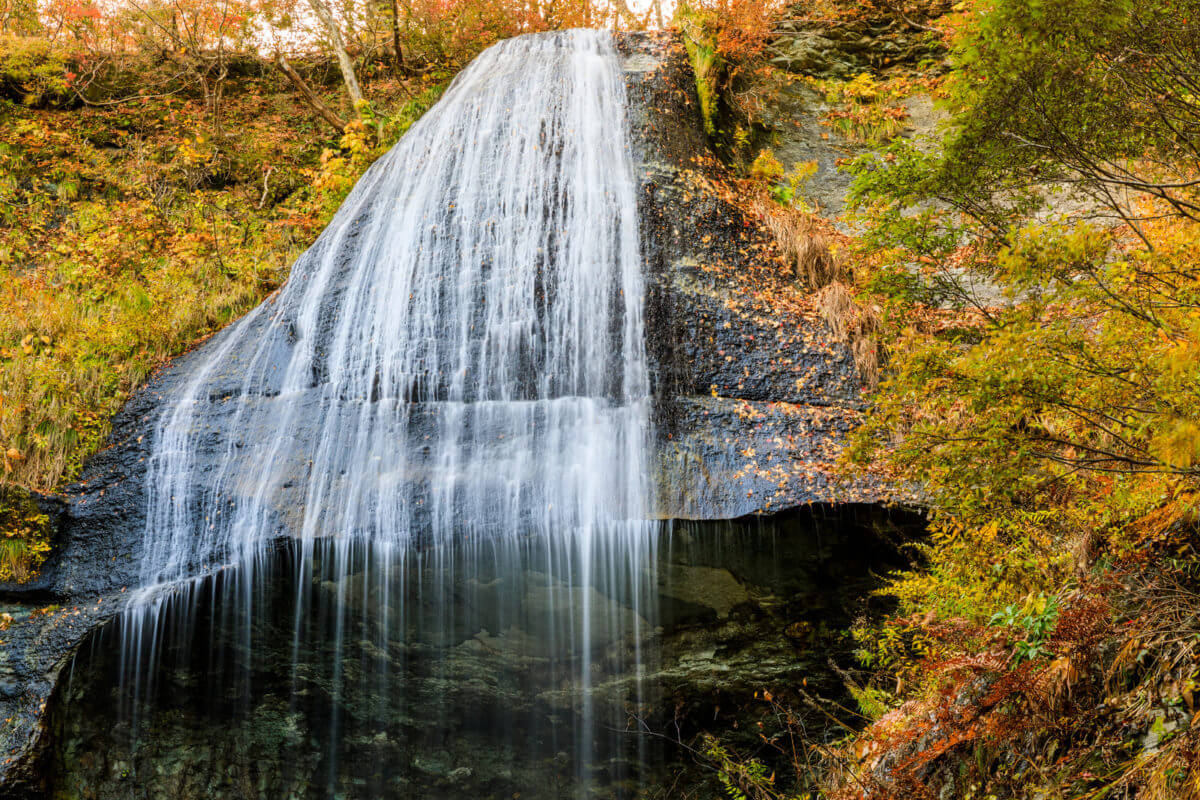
left=677, top=0, right=788, bottom=61
left=60, top=2, right=102, bottom=20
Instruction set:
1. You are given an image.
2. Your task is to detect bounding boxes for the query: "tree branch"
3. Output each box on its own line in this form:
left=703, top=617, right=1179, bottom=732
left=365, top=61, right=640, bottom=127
left=275, top=54, right=347, bottom=133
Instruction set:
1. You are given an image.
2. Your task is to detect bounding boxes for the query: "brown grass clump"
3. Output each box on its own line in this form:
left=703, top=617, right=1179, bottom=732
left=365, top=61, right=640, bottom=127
left=751, top=197, right=846, bottom=289
left=817, top=281, right=881, bottom=389
left=748, top=197, right=880, bottom=387
left=816, top=280, right=855, bottom=341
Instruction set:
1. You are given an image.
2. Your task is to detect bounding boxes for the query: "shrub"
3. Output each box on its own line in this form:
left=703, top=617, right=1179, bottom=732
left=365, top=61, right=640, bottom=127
left=0, top=485, right=52, bottom=582
left=674, top=0, right=787, bottom=136
left=0, top=33, right=71, bottom=105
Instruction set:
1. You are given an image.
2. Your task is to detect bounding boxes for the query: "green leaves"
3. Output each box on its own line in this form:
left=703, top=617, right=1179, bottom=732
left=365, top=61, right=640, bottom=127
left=997, top=223, right=1112, bottom=295
left=1151, top=420, right=1200, bottom=469
left=989, top=592, right=1061, bottom=664
left=842, top=0, right=1200, bottom=718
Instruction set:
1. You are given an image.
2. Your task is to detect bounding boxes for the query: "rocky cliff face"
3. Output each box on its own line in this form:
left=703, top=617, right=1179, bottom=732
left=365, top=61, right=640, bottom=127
left=0, top=31, right=905, bottom=796
left=43, top=509, right=919, bottom=799
left=769, top=14, right=947, bottom=79
left=620, top=33, right=898, bottom=518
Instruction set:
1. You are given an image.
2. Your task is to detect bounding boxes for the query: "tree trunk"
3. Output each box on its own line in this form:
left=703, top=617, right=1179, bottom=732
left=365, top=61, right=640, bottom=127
left=305, top=0, right=366, bottom=117
left=211, top=61, right=228, bottom=137
left=612, top=0, right=639, bottom=28
left=389, top=0, right=405, bottom=77
left=276, top=54, right=348, bottom=132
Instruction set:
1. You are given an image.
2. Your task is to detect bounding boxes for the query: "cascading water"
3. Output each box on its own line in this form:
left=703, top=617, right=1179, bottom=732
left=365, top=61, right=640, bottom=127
left=137, top=29, right=650, bottom=590
left=114, top=29, right=659, bottom=797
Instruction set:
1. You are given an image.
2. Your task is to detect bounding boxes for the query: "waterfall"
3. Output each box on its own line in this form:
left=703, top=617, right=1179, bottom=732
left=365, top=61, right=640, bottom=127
left=117, top=29, right=659, bottom=796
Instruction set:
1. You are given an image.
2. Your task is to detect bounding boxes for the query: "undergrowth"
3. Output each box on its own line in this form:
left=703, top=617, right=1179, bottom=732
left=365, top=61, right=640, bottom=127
left=700, top=0, right=1200, bottom=796
left=0, top=44, right=444, bottom=579
left=810, top=73, right=918, bottom=146
left=0, top=485, right=52, bottom=582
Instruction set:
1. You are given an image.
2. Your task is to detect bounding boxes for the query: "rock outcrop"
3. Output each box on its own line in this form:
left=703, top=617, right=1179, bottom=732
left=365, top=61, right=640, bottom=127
left=44, top=508, right=920, bottom=799
left=0, top=31, right=907, bottom=795
left=621, top=32, right=899, bottom=518
left=769, top=12, right=949, bottom=79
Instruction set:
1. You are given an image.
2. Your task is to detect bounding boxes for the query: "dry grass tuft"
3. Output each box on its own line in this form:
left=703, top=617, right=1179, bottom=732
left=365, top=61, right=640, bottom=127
left=817, top=281, right=881, bottom=389
left=816, top=280, right=855, bottom=341
left=748, top=196, right=879, bottom=388
left=751, top=197, right=846, bottom=289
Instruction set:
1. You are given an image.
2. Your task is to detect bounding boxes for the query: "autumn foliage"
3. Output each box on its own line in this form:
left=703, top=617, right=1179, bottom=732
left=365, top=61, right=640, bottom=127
left=675, top=0, right=785, bottom=61
left=828, top=0, right=1200, bottom=796
left=0, top=0, right=670, bottom=583
left=684, top=0, right=1200, bottom=796
left=400, top=0, right=616, bottom=65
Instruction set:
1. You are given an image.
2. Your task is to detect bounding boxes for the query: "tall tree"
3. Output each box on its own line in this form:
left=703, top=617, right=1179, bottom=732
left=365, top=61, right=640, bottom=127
left=305, top=0, right=366, bottom=118
left=388, top=0, right=405, bottom=76
left=276, top=53, right=349, bottom=131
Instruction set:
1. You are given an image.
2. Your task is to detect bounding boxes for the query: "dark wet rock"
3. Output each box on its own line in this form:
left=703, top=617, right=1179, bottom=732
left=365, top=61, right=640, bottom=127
left=43, top=507, right=921, bottom=800
left=657, top=396, right=884, bottom=519
left=769, top=15, right=949, bottom=79
left=1, top=32, right=913, bottom=795
left=620, top=32, right=904, bottom=519
left=0, top=383, right=158, bottom=795
left=658, top=563, right=748, bottom=618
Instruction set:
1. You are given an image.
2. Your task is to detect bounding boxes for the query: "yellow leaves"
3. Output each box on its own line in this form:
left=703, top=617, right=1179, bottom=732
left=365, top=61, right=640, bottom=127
left=749, top=148, right=785, bottom=183
left=177, top=136, right=211, bottom=168
left=0, top=47, right=407, bottom=491
left=842, top=73, right=880, bottom=103
left=1151, top=419, right=1200, bottom=469
left=1039, top=654, right=1082, bottom=709
left=999, top=222, right=1112, bottom=289
left=0, top=486, right=52, bottom=581
left=1163, top=323, right=1200, bottom=377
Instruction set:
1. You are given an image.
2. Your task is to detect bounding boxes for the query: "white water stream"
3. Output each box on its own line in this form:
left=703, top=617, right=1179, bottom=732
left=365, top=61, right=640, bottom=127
left=118, top=29, right=658, bottom=795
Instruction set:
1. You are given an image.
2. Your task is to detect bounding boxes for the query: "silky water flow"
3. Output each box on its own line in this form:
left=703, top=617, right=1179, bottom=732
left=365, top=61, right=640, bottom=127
left=109, top=29, right=659, bottom=797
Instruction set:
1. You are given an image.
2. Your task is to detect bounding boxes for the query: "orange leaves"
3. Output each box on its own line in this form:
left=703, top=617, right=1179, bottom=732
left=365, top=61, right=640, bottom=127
left=57, top=2, right=101, bottom=21
left=401, top=0, right=619, bottom=67
left=674, top=0, right=787, bottom=63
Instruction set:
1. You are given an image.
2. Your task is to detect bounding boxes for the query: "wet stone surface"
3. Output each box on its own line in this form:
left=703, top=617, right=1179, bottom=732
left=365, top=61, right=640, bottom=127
left=46, top=507, right=919, bottom=800
left=621, top=32, right=903, bottom=518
